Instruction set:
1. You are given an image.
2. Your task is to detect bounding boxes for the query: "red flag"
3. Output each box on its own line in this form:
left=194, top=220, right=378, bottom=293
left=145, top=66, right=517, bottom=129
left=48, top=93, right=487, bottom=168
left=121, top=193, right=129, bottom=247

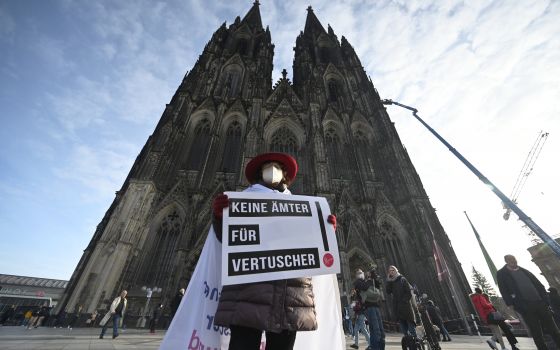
left=433, top=239, right=450, bottom=282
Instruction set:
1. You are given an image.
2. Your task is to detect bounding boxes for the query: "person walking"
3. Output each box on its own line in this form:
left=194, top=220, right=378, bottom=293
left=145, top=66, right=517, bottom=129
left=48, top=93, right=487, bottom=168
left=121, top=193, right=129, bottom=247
left=149, top=304, right=163, bottom=334
left=26, top=308, right=40, bottom=329
left=22, top=310, right=32, bottom=327
left=99, top=290, right=128, bottom=339
left=471, top=287, right=518, bottom=350
left=170, top=288, right=185, bottom=320
left=385, top=266, right=417, bottom=339
left=34, top=306, right=48, bottom=328
left=211, top=152, right=336, bottom=350
left=497, top=254, right=560, bottom=350
left=351, top=270, right=371, bottom=349
left=342, top=304, right=354, bottom=336
left=425, top=300, right=451, bottom=342
left=355, top=268, right=385, bottom=350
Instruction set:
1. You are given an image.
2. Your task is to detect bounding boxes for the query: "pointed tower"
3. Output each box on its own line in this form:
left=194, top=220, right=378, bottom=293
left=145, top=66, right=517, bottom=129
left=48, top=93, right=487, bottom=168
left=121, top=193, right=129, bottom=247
left=58, top=2, right=276, bottom=317
left=59, top=3, right=472, bottom=325
left=292, top=6, right=472, bottom=321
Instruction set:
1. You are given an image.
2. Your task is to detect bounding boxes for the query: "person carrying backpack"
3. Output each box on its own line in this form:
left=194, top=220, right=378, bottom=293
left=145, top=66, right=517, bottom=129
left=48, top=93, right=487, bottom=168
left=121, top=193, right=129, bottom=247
left=351, top=270, right=371, bottom=349
left=355, top=268, right=385, bottom=350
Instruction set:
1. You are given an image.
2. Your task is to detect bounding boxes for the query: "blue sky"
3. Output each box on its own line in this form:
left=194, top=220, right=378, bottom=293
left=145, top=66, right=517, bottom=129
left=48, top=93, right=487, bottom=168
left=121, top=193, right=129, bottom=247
left=1, top=0, right=559, bottom=291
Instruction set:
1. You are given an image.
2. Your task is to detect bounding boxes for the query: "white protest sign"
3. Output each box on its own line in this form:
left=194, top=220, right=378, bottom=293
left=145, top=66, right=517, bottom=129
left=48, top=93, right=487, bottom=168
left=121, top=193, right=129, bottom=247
left=221, top=191, right=340, bottom=285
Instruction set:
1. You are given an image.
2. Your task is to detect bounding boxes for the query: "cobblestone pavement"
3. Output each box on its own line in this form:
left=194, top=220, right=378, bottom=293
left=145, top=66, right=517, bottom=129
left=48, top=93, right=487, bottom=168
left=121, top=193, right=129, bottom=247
left=0, top=326, right=538, bottom=349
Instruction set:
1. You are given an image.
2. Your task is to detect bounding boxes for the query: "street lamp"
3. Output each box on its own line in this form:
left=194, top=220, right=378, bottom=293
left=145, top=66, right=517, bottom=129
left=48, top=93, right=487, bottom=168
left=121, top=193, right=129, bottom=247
left=139, top=286, right=162, bottom=328
left=381, top=99, right=560, bottom=258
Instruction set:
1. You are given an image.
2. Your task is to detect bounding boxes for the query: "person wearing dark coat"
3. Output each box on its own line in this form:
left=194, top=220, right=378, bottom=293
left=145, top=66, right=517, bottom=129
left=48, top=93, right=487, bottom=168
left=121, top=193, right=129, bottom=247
left=170, top=288, right=184, bottom=320
left=0, top=305, right=16, bottom=325
left=351, top=269, right=371, bottom=349
left=149, top=304, right=163, bottom=333
left=385, top=265, right=417, bottom=337
left=497, top=254, right=560, bottom=350
left=52, top=310, right=66, bottom=328
left=355, top=269, right=386, bottom=350
left=211, top=153, right=337, bottom=350
left=426, top=300, right=451, bottom=342
left=549, top=287, right=560, bottom=324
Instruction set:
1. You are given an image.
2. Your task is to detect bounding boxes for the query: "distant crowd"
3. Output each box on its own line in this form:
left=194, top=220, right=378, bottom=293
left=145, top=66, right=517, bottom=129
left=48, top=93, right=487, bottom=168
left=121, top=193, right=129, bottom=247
left=1, top=254, right=560, bottom=350
left=341, top=254, right=560, bottom=350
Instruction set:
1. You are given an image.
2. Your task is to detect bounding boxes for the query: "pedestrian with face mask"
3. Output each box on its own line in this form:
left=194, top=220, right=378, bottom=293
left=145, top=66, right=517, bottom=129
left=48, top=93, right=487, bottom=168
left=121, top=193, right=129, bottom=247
left=351, top=269, right=372, bottom=349
left=211, top=152, right=337, bottom=350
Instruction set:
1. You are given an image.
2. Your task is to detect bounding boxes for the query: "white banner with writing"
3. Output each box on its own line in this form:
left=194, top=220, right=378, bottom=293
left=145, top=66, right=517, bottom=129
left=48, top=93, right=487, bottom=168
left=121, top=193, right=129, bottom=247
left=159, top=228, right=345, bottom=350
left=221, top=192, right=340, bottom=285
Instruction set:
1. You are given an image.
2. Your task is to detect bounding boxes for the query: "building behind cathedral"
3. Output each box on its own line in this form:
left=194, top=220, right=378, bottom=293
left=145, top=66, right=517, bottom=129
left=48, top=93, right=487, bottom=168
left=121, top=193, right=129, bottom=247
left=58, top=2, right=473, bottom=327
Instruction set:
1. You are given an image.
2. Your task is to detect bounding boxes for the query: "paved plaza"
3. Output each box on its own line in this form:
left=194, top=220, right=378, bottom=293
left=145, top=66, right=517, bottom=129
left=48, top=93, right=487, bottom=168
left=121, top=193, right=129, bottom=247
left=0, top=326, right=539, bottom=350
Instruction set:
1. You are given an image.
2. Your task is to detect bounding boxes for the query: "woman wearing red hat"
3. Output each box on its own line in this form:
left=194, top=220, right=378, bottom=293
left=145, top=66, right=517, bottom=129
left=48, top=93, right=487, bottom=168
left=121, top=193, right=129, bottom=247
left=211, top=152, right=336, bottom=350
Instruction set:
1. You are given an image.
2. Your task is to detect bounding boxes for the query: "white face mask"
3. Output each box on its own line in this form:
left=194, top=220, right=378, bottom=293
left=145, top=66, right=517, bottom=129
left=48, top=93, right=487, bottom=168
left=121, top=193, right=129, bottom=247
left=262, top=163, right=283, bottom=185
left=356, top=273, right=364, bottom=280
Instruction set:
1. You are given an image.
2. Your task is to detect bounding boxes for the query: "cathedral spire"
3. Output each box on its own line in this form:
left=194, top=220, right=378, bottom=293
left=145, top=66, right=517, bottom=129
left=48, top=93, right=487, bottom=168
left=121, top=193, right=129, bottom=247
left=240, top=0, right=263, bottom=31
left=304, top=6, right=327, bottom=38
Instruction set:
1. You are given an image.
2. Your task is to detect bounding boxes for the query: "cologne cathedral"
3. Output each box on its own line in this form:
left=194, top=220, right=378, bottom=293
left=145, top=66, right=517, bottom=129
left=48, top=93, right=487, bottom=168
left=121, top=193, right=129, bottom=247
left=59, top=2, right=472, bottom=326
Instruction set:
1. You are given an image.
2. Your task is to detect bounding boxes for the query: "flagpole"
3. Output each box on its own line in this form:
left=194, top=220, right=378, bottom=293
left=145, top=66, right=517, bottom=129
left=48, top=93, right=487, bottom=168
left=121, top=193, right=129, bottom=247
left=423, top=211, right=472, bottom=335
left=464, top=211, right=499, bottom=285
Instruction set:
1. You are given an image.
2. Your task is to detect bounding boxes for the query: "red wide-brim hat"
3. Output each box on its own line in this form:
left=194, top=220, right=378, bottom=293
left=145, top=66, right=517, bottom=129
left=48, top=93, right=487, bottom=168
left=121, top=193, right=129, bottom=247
left=245, top=153, right=298, bottom=184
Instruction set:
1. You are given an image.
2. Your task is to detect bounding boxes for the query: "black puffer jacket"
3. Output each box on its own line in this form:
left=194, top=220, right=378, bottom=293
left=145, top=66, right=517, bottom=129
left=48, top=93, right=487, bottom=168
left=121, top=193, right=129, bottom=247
left=386, top=275, right=416, bottom=323
left=214, top=277, right=317, bottom=332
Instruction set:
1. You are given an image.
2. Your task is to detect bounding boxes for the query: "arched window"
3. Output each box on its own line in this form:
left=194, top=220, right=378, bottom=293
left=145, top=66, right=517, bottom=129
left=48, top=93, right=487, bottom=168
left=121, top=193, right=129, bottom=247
left=270, top=127, right=298, bottom=156
left=220, top=121, right=242, bottom=173
left=219, top=65, right=243, bottom=99
left=142, top=211, right=182, bottom=286
left=354, top=130, right=373, bottom=175
left=186, top=118, right=211, bottom=170
left=380, top=221, right=405, bottom=270
left=325, top=128, right=344, bottom=178
left=327, top=80, right=339, bottom=102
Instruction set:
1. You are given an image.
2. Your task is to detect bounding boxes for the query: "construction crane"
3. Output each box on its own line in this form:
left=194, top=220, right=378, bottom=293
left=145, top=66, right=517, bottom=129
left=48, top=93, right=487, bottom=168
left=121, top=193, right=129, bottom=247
left=503, top=131, right=549, bottom=221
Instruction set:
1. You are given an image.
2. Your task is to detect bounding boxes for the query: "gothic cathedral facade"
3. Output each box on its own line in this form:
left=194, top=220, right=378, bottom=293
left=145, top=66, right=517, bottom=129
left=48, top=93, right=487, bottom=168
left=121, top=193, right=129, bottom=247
left=59, top=3, right=472, bottom=323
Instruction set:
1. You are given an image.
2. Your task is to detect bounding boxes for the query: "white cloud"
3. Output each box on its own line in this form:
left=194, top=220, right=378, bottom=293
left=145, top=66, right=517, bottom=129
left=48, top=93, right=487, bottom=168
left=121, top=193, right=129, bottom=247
left=3, top=0, right=559, bottom=285
left=53, top=141, right=137, bottom=202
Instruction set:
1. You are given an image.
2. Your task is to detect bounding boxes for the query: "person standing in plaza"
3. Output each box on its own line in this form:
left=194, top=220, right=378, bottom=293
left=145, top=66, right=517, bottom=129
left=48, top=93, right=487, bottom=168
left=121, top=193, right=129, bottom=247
left=26, top=308, right=40, bottom=329
left=385, top=266, right=417, bottom=338
left=52, top=309, right=66, bottom=328
left=0, top=305, right=16, bottom=325
left=211, top=152, right=336, bottom=350
left=99, top=290, right=128, bottom=339
left=22, top=309, right=32, bottom=327
left=149, top=304, right=163, bottom=334
left=351, top=269, right=371, bottom=349
left=425, top=300, right=451, bottom=342
left=355, top=268, right=385, bottom=350
left=86, top=310, right=98, bottom=327
left=68, top=305, right=82, bottom=330
left=170, top=288, right=184, bottom=320
left=497, top=254, right=560, bottom=350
